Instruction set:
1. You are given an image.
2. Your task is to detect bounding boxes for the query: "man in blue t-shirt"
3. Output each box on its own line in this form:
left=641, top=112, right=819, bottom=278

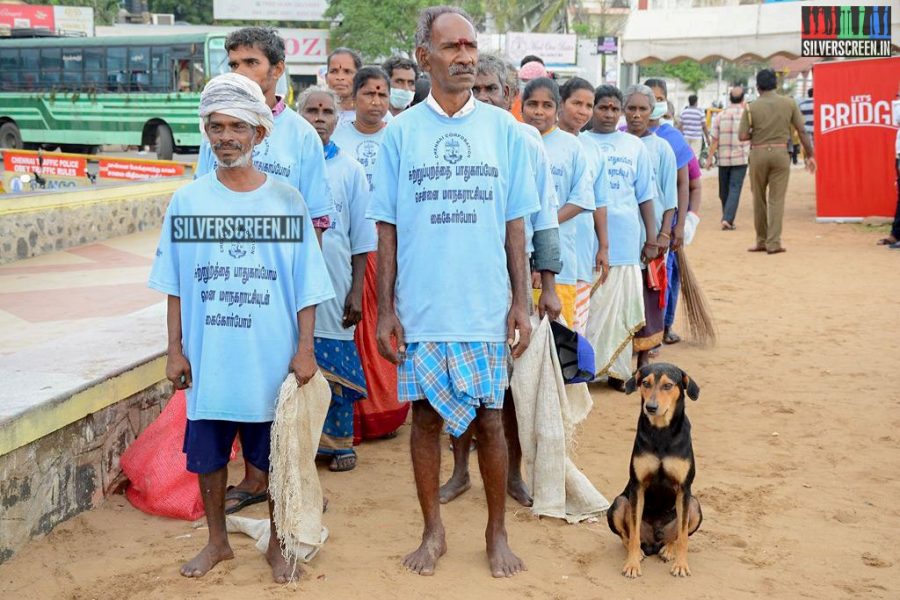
left=195, top=28, right=335, bottom=243
left=149, top=74, right=334, bottom=584
left=193, top=26, right=336, bottom=517
left=367, top=7, right=538, bottom=579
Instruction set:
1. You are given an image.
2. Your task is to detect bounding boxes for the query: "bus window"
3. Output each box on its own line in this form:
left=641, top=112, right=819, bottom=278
left=62, top=49, right=83, bottom=90
left=83, top=47, right=105, bottom=89
left=150, top=46, right=170, bottom=93
left=170, top=45, right=192, bottom=92
left=0, top=49, right=19, bottom=91
left=107, top=47, right=127, bottom=91
left=20, top=48, right=38, bottom=90
left=129, top=46, right=150, bottom=92
left=207, top=37, right=228, bottom=77
left=40, top=48, right=62, bottom=87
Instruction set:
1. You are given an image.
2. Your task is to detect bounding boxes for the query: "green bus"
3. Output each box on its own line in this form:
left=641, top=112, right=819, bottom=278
left=0, top=33, right=231, bottom=159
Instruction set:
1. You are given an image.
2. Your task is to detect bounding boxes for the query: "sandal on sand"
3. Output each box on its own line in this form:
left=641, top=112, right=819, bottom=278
left=767, top=248, right=787, bottom=255
left=877, top=236, right=897, bottom=246
left=607, top=377, right=627, bottom=393
left=747, top=246, right=767, bottom=252
left=664, top=331, right=681, bottom=345
left=721, top=221, right=736, bottom=231
left=329, top=453, right=357, bottom=472
left=224, top=486, right=267, bottom=515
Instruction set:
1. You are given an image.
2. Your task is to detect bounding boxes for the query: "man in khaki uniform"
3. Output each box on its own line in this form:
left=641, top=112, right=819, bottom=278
left=739, top=69, right=815, bottom=254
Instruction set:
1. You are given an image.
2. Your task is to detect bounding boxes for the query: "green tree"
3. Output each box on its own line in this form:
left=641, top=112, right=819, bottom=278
left=147, top=0, right=213, bottom=24
left=325, top=0, right=431, bottom=61
left=484, top=0, right=578, bottom=33
left=641, top=60, right=714, bottom=93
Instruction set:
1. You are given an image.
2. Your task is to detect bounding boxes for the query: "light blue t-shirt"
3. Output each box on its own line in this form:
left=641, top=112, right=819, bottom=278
left=639, top=133, right=678, bottom=247
left=543, top=128, right=594, bottom=285
left=579, top=130, right=654, bottom=267
left=574, top=150, right=609, bottom=282
left=518, top=122, right=559, bottom=254
left=315, top=149, right=378, bottom=340
left=331, top=123, right=386, bottom=191
left=368, top=101, right=541, bottom=343
left=148, top=174, right=335, bottom=422
left=196, top=107, right=335, bottom=220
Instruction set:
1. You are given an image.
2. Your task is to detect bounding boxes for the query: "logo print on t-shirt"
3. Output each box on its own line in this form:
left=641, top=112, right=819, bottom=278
left=433, top=132, right=472, bottom=165
left=356, top=141, right=379, bottom=167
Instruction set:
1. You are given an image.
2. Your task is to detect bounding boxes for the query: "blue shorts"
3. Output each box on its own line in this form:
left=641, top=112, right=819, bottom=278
left=183, top=419, right=272, bottom=475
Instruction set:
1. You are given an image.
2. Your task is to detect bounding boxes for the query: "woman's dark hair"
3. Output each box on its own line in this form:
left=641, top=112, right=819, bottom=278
left=352, top=66, right=391, bottom=97
left=327, top=47, right=363, bottom=71
left=520, top=54, right=544, bottom=67
left=522, top=77, right=560, bottom=106
left=756, top=68, right=777, bottom=92
left=560, top=77, right=594, bottom=103
left=643, top=78, right=667, bottom=98
left=411, top=74, right=431, bottom=107
left=594, top=84, right=623, bottom=107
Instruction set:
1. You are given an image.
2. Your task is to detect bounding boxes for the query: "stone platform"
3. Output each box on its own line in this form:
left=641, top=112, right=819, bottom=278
left=0, top=183, right=176, bottom=563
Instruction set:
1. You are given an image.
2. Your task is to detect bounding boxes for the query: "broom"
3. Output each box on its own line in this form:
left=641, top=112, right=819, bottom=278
left=675, top=248, right=717, bottom=346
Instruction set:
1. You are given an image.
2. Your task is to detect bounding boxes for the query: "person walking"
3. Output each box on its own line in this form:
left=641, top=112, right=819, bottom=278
left=706, top=85, right=750, bottom=230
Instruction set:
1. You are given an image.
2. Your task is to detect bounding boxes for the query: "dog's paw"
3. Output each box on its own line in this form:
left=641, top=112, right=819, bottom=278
left=622, top=560, right=643, bottom=578
left=670, top=560, right=691, bottom=577
left=659, top=543, right=676, bottom=562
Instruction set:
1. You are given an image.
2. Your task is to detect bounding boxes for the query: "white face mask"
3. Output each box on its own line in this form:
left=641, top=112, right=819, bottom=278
left=650, top=100, right=667, bottom=120
left=660, top=117, right=674, bottom=127
left=390, top=88, right=415, bottom=110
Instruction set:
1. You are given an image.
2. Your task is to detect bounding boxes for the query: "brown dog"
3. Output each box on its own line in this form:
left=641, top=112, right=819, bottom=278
left=607, top=363, right=702, bottom=578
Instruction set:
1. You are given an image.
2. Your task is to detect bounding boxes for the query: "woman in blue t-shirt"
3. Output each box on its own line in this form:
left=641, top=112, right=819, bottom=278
left=300, top=85, right=378, bottom=472
left=521, top=77, right=596, bottom=329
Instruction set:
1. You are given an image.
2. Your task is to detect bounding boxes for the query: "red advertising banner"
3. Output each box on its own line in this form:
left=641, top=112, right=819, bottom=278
left=3, top=151, right=86, bottom=177
left=98, top=159, right=185, bottom=181
left=814, top=57, right=899, bottom=219
left=0, top=4, right=55, bottom=30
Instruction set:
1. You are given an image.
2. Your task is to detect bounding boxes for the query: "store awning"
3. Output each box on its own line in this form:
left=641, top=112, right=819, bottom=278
left=621, top=1, right=899, bottom=64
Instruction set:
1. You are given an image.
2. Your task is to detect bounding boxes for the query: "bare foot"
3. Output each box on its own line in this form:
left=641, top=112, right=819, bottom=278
left=507, top=476, right=533, bottom=507
left=487, top=530, right=526, bottom=578
left=180, top=542, right=233, bottom=578
left=402, top=527, right=447, bottom=575
left=266, top=536, right=302, bottom=584
left=439, top=473, right=470, bottom=504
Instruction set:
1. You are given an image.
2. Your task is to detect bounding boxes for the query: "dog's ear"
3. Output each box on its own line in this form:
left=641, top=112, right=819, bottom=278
left=624, top=369, right=641, bottom=395
left=682, top=371, right=700, bottom=401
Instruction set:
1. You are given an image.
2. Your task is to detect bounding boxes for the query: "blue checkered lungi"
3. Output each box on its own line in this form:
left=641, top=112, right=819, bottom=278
left=397, top=341, right=509, bottom=437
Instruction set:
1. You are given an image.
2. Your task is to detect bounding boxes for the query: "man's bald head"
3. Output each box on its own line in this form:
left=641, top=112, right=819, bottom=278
left=729, top=85, right=745, bottom=105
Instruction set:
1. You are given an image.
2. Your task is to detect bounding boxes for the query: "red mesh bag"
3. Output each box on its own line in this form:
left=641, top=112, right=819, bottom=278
left=121, top=390, right=204, bottom=521
left=353, top=252, right=409, bottom=443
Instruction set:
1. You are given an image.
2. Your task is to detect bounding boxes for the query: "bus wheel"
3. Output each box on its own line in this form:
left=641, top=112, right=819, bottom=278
left=0, top=122, right=23, bottom=149
left=155, top=124, right=174, bottom=160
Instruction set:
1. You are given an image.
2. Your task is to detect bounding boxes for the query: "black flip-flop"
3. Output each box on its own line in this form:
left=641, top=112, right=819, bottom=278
left=224, top=486, right=267, bottom=515
left=329, top=453, right=357, bottom=472
left=663, top=331, right=682, bottom=345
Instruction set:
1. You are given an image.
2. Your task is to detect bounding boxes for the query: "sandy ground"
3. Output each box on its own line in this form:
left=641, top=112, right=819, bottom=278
left=2, top=169, right=899, bottom=599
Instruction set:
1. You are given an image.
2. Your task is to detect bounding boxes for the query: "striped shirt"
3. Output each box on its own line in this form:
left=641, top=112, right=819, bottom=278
left=709, top=105, right=749, bottom=167
left=680, top=106, right=705, bottom=140
left=797, top=98, right=814, bottom=136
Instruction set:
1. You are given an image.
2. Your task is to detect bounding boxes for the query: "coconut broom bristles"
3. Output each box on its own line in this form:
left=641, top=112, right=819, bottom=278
left=675, top=248, right=717, bottom=346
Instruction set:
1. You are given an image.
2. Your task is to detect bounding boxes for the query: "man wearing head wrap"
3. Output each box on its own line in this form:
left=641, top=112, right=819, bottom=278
left=149, top=72, right=335, bottom=584
left=195, top=27, right=334, bottom=240
left=195, top=27, right=338, bottom=521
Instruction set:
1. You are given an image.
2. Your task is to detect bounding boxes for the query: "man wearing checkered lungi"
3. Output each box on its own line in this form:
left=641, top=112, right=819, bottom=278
left=366, top=7, right=539, bottom=579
